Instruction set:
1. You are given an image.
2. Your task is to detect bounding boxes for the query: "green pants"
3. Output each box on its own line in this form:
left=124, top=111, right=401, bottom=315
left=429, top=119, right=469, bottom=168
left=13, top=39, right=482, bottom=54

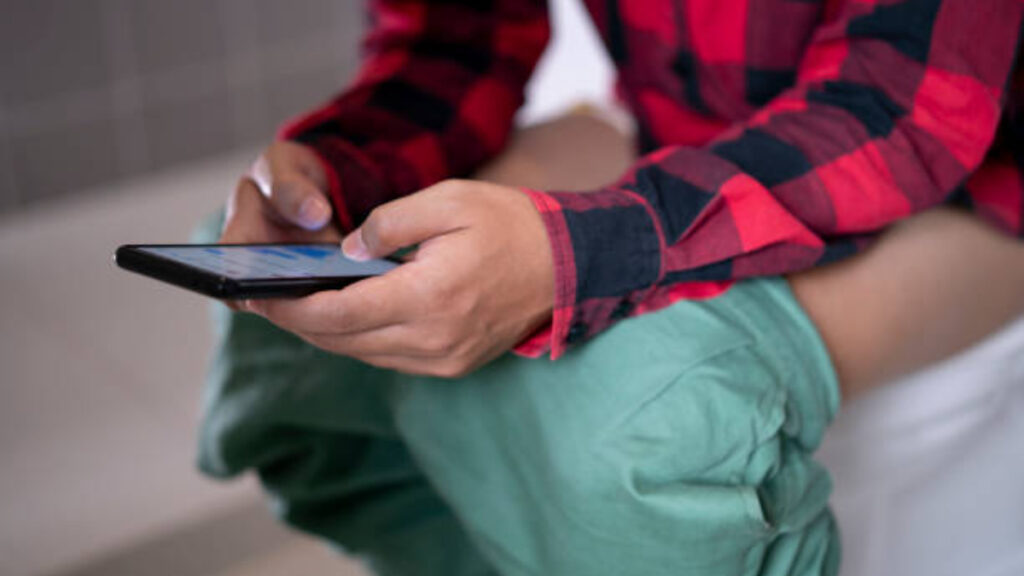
left=195, top=218, right=841, bottom=576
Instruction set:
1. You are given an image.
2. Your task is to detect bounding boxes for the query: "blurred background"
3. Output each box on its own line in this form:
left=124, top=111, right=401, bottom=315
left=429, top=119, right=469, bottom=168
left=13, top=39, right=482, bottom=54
left=0, top=0, right=360, bottom=212
left=0, top=1, right=1022, bottom=576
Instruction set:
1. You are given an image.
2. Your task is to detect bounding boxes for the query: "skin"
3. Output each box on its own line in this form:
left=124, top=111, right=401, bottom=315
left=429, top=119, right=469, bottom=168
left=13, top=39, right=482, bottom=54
left=224, top=118, right=1024, bottom=400
left=790, top=207, right=1024, bottom=399
left=219, top=142, right=342, bottom=311
left=221, top=141, right=554, bottom=378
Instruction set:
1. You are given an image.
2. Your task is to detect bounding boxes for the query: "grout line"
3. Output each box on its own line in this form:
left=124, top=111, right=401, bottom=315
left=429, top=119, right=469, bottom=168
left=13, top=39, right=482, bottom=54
left=259, top=35, right=353, bottom=82
left=219, top=0, right=270, bottom=144
left=101, top=0, right=151, bottom=177
left=5, top=36, right=345, bottom=141
left=0, top=107, right=20, bottom=208
left=3, top=87, right=116, bottom=137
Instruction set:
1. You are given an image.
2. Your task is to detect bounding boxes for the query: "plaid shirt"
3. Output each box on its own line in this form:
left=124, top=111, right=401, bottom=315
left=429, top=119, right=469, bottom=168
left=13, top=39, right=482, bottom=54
left=282, top=0, right=1024, bottom=359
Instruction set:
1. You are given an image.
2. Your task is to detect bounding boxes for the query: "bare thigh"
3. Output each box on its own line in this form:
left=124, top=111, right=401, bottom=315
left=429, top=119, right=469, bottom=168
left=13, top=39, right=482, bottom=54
left=477, top=108, right=1024, bottom=400
left=789, top=209, right=1024, bottom=398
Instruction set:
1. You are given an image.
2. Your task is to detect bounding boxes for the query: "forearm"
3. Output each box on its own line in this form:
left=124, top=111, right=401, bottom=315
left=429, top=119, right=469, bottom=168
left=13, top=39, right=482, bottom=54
left=526, top=0, right=1024, bottom=357
left=279, top=0, right=550, bottom=229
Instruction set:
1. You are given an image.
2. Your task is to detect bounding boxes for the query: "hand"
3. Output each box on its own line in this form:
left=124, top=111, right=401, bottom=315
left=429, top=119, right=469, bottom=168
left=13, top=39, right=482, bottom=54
left=222, top=140, right=339, bottom=242
left=246, top=179, right=555, bottom=378
left=220, top=141, right=341, bottom=309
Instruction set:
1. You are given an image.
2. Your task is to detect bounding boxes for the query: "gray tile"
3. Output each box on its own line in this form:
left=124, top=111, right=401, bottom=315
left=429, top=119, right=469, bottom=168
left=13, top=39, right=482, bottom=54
left=131, top=0, right=227, bottom=73
left=332, top=2, right=366, bottom=52
left=253, top=0, right=359, bottom=48
left=225, top=87, right=277, bottom=144
left=263, top=61, right=354, bottom=129
left=8, top=115, right=121, bottom=204
left=0, top=199, right=14, bottom=217
left=254, top=1, right=361, bottom=129
left=0, top=129, right=18, bottom=212
left=0, top=0, right=111, bottom=107
left=143, top=91, right=235, bottom=169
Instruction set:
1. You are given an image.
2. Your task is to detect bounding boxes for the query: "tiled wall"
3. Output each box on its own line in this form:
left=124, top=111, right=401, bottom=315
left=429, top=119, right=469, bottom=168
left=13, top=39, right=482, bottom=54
left=0, top=0, right=362, bottom=212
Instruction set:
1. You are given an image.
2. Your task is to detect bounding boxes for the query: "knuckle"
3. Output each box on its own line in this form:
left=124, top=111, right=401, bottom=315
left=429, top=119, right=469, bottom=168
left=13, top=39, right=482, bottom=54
left=303, top=334, right=336, bottom=355
left=274, top=139, right=305, bottom=158
left=265, top=174, right=290, bottom=197
left=423, top=329, right=458, bottom=355
left=270, top=176, right=303, bottom=209
left=367, top=356, right=402, bottom=373
left=224, top=180, right=258, bottom=225
left=321, top=299, right=348, bottom=327
left=440, top=179, right=473, bottom=200
left=262, top=142, right=297, bottom=172
left=433, top=359, right=471, bottom=379
left=231, top=177, right=257, bottom=203
left=430, top=281, right=454, bottom=303
left=452, top=293, right=479, bottom=319
left=266, top=141, right=289, bottom=157
left=363, top=207, right=392, bottom=246
left=444, top=178, right=472, bottom=191
left=417, top=277, right=455, bottom=306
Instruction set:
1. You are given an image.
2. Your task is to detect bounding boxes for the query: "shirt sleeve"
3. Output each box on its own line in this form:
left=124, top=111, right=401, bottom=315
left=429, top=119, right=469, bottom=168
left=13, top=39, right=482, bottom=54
left=279, top=0, right=550, bottom=231
left=528, top=0, right=1024, bottom=359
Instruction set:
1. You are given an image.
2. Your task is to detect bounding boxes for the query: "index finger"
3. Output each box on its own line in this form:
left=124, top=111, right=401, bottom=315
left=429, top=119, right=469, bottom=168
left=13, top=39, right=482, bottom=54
left=267, top=141, right=329, bottom=190
left=250, top=267, right=417, bottom=336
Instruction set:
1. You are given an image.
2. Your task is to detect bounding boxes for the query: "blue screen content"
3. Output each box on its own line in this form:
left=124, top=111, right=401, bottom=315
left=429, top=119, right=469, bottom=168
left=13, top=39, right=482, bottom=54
left=140, top=245, right=398, bottom=279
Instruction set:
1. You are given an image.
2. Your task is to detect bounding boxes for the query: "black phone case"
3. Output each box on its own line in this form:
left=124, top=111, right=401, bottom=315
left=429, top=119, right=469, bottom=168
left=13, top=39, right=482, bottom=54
left=114, top=244, right=383, bottom=299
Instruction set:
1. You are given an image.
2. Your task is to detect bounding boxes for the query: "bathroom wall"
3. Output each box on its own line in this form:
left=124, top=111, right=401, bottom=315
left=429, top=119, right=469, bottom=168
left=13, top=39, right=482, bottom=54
left=0, top=0, right=361, bottom=213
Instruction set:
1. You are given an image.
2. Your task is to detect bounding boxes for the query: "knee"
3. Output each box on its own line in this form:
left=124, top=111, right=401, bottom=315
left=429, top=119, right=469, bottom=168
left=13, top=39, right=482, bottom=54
left=539, top=353, right=773, bottom=521
left=532, top=347, right=836, bottom=573
left=593, top=346, right=788, bottom=491
left=392, top=339, right=837, bottom=574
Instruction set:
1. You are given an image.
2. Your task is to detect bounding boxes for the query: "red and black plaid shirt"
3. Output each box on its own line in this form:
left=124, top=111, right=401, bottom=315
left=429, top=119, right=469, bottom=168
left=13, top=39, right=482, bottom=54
left=282, top=0, right=1024, bottom=359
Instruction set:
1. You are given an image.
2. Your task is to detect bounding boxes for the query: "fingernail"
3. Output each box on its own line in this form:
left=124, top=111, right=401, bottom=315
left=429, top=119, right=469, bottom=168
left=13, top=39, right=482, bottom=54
left=342, top=232, right=370, bottom=261
left=298, top=197, right=331, bottom=229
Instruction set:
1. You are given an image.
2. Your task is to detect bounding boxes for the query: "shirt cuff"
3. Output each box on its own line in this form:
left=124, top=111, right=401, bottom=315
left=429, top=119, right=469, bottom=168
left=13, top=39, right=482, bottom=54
left=514, top=187, right=665, bottom=359
left=511, top=322, right=554, bottom=359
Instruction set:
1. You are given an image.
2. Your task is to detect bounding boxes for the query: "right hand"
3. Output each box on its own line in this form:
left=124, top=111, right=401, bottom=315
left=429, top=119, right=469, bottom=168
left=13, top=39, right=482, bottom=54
left=220, top=140, right=341, bottom=308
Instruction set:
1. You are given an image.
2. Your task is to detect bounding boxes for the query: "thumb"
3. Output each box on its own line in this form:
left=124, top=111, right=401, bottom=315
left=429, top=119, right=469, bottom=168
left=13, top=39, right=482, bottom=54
left=251, top=155, right=332, bottom=230
left=342, top=189, right=459, bottom=261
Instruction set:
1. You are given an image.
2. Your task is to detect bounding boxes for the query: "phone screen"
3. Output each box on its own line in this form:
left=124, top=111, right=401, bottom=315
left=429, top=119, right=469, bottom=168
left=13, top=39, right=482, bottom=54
left=138, top=245, right=398, bottom=280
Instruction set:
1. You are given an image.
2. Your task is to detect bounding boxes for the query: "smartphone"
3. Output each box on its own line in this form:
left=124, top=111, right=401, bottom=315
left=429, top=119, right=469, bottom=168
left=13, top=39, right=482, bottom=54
left=115, top=243, right=399, bottom=299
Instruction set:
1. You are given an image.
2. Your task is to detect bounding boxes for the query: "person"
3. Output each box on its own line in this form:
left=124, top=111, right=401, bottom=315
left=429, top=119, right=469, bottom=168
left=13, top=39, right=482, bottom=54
left=197, top=1, right=1024, bottom=574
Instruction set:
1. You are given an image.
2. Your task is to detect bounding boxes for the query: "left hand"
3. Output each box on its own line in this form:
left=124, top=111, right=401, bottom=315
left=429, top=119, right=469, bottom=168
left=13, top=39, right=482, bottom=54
left=245, top=179, right=555, bottom=378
